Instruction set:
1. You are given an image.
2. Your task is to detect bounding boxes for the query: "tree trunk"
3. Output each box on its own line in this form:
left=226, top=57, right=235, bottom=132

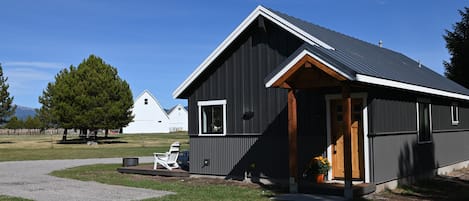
left=105, top=129, right=108, bottom=138
left=62, top=129, right=67, bottom=141
left=85, top=129, right=89, bottom=139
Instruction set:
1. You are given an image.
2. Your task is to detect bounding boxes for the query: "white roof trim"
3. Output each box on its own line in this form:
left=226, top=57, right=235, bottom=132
left=136, top=90, right=170, bottom=119
left=167, top=104, right=188, bottom=115
left=355, top=74, right=469, bottom=101
left=172, top=5, right=335, bottom=98
left=264, top=49, right=469, bottom=100
left=265, top=50, right=354, bottom=87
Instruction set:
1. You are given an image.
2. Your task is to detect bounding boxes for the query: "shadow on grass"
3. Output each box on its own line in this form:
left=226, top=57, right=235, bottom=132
left=0, top=141, right=13, bottom=144
left=391, top=175, right=469, bottom=201
left=57, top=136, right=127, bottom=144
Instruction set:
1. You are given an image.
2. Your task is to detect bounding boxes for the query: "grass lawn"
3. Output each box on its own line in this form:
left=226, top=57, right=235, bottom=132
left=0, top=195, right=32, bottom=201
left=51, top=163, right=469, bottom=201
left=50, top=163, right=275, bottom=201
left=0, top=132, right=188, bottom=161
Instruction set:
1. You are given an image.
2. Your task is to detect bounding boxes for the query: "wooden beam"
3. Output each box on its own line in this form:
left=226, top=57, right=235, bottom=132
left=272, top=57, right=309, bottom=87
left=288, top=89, right=298, bottom=193
left=271, top=54, right=348, bottom=88
left=342, top=83, right=353, bottom=199
left=305, top=55, right=347, bottom=81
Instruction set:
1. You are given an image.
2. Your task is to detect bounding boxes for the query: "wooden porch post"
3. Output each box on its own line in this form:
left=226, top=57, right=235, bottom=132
left=288, top=89, right=298, bottom=193
left=342, top=83, right=353, bottom=199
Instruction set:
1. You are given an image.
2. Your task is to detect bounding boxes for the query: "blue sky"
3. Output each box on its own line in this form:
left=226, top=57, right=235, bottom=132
left=0, top=0, right=466, bottom=109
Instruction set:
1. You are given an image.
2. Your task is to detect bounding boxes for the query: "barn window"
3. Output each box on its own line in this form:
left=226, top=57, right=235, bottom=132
left=417, top=101, right=432, bottom=143
left=198, top=100, right=226, bottom=135
left=451, top=104, right=459, bottom=126
left=144, top=98, right=148, bottom=105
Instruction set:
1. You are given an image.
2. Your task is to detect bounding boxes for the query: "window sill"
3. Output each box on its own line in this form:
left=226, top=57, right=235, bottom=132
left=198, top=133, right=226, bottom=136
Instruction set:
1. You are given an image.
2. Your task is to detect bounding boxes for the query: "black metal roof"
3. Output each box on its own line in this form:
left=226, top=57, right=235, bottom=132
left=268, top=8, right=469, bottom=97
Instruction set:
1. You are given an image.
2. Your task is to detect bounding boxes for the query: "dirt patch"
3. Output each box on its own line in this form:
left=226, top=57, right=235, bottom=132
left=364, top=168, right=469, bottom=201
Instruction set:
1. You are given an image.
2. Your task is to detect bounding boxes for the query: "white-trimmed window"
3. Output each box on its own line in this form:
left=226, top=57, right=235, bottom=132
left=198, top=100, right=227, bottom=135
left=417, top=101, right=432, bottom=143
left=451, top=104, right=459, bottom=126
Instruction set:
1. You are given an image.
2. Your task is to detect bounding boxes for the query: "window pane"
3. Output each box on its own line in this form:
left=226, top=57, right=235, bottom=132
left=201, top=105, right=223, bottom=134
left=212, top=105, right=223, bottom=133
left=452, top=106, right=459, bottom=122
left=201, top=106, right=211, bottom=133
left=418, top=103, right=431, bottom=142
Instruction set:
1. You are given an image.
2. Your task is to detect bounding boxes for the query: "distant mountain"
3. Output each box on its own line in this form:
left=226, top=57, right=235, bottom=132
left=15, top=105, right=37, bottom=120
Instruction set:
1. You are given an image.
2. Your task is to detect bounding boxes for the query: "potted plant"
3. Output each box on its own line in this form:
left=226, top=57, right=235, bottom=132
left=303, top=155, right=331, bottom=183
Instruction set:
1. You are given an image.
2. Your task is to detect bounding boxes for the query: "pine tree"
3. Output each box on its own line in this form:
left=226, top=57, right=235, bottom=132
left=4, top=116, right=22, bottom=130
left=38, top=55, right=134, bottom=140
left=0, top=63, right=16, bottom=125
left=38, top=83, right=55, bottom=129
left=38, top=66, right=78, bottom=140
left=444, top=7, right=469, bottom=88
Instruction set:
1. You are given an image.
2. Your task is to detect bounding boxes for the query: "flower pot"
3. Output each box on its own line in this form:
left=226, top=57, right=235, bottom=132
left=315, top=174, right=325, bottom=183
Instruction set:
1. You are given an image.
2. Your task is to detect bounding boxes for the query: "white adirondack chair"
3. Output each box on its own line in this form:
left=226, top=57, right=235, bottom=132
left=153, top=141, right=180, bottom=170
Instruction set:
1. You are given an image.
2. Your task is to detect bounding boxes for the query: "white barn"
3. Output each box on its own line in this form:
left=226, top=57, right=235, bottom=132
left=123, top=90, right=170, bottom=134
left=167, top=104, right=188, bottom=132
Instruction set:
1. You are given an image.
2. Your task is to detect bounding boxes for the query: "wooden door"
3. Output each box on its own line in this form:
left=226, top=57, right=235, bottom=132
left=330, top=99, right=364, bottom=180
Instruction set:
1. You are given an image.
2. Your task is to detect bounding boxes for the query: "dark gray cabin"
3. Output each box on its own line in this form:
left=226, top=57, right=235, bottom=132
left=173, top=5, right=469, bottom=194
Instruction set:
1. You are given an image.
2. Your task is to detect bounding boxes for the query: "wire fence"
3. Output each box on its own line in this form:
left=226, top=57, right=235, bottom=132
left=0, top=129, right=75, bottom=135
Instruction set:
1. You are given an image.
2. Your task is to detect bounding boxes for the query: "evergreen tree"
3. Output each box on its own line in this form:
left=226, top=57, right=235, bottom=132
left=73, top=55, right=134, bottom=137
left=0, top=63, right=16, bottom=124
left=38, top=55, right=134, bottom=141
left=37, top=83, right=55, bottom=129
left=444, top=7, right=469, bottom=88
left=24, top=116, right=41, bottom=129
left=4, top=116, right=23, bottom=130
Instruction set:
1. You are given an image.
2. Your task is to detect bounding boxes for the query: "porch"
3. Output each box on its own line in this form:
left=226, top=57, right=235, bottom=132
left=117, top=164, right=190, bottom=177
left=299, top=181, right=375, bottom=196
left=265, top=49, right=372, bottom=199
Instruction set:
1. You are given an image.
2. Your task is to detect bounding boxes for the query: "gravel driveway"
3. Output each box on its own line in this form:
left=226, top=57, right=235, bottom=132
left=0, top=157, right=173, bottom=201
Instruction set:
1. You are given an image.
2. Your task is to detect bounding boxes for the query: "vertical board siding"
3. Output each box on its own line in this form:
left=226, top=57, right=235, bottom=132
left=372, top=133, right=436, bottom=183
left=370, top=98, right=416, bottom=134
left=297, top=91, right=327, bottom=137
left=461, top=107, right=469, bottom=129
left=433, top=131, right=469, bottom=166
left=190, top=136, right=289, bottom=178
left=187, top=18, right=302, bottom=136
left=369, top=90, right=469, bottom=184
left=432, top=104, right=469, bottom=131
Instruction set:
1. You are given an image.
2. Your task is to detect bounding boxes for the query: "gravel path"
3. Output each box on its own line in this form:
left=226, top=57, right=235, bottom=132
left=0, top=157, right=173, bottom=201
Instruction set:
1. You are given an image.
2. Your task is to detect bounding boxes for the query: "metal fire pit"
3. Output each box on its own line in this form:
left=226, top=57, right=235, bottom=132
left=122, top=157, right=139, bottom=167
